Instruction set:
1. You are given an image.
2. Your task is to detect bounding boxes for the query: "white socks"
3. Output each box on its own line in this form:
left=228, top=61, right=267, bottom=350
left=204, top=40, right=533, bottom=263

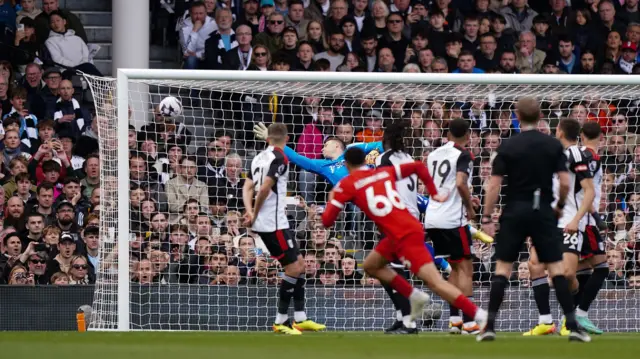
left=275, top=313, right=288, bottom=325
left=294, top=311, right=307, bottom=322
left=539, top=314, right=553, bottom=324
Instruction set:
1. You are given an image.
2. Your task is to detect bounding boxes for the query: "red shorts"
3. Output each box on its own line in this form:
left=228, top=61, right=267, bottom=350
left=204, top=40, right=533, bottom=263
left=374, top=231, right=433, bottom=275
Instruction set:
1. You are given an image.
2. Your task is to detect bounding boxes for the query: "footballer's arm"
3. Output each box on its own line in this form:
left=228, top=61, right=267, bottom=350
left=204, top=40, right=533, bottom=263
left=242, top=178, right=255, bottom=225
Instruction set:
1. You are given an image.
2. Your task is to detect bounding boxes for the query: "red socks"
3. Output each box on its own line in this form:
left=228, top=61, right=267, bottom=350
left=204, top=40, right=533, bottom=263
left=453, top=294, right=478, bottom=319
left=390, top=275, right=413, bottom=298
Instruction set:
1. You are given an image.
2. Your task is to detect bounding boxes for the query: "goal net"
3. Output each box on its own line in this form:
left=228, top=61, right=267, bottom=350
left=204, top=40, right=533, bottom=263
left=85, top=71, right=640, bottom=331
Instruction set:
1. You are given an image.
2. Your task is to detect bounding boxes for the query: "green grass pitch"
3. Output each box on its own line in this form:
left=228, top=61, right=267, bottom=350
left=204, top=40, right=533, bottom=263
left=2, top=332, right=639, bottom=359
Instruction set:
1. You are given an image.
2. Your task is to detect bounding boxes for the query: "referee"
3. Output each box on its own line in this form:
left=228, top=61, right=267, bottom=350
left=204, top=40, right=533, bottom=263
left=477, top=97, right=591, bottom=342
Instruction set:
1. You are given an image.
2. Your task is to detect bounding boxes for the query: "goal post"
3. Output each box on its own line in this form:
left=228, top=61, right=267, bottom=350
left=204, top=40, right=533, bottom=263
left=85, top=69, right=640, bottom=332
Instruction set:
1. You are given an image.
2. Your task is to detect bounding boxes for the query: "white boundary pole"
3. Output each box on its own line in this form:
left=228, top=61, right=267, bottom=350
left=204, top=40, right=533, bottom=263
left=116, top=70, right=131, bottom=331
left=119, top=69, right=640, bottom=86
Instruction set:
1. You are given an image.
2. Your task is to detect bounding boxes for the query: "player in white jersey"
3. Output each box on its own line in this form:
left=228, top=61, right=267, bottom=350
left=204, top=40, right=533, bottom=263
left=424, top=119, right=478, bottom=334
left=573, top=122, right=608, bottom=335
left=524, top=119, right=595, bottom=337
left=242, top=123, right=326, bottom=335
left=374, top=123, right=420, bottom=334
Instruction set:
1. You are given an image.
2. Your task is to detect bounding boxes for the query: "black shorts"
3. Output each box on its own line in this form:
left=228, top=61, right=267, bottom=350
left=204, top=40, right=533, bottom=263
left=495, top=202, right=563, bottom=264
left=561, top=231, right=583, bottom=256
left=255, top=229, right=299, bottom=266
left=426, top=227, right=472, bottom=263
left=580, top=225, right=605, bottom=259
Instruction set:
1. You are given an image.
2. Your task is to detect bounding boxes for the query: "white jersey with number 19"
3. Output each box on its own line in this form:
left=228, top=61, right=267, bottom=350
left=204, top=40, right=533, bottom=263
left=424, top=141, right=473, bottom=229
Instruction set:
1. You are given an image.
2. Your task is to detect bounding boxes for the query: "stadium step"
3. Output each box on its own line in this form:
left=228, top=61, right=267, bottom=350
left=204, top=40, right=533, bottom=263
left=75, top=11, right=112, bottom=27
left=93, top=44, right=178, bottom=62
left=61, top=0, right=111, bottom=11
left=85, top=26, right=113, bottom=43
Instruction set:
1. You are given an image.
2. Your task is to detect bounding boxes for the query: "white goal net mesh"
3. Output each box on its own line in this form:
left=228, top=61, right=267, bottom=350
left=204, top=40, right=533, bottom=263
left=85, top=73, right=640, bottom=331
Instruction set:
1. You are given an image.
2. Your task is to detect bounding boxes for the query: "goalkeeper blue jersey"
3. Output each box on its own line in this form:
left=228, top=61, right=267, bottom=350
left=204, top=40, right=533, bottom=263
left=283, top=141, right=384, bottom=185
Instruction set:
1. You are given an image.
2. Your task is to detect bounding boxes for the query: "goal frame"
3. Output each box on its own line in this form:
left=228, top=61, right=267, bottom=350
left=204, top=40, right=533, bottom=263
left=113, top=69, right=640, bottom=331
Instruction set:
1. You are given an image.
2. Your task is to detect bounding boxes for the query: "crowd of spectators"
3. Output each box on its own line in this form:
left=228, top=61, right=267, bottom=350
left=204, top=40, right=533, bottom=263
left=0, top=0, right=639, bottom=294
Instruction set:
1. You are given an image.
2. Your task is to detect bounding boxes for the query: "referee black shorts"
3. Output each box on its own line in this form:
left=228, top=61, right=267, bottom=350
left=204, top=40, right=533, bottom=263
left=255, top=229, right=300, bottom=266
left=495, top=202, right=563, bottom=264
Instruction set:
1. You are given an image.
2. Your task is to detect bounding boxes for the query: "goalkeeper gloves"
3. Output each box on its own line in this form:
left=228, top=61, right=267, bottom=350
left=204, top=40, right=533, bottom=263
left=253, top=122, right=268, bottom=141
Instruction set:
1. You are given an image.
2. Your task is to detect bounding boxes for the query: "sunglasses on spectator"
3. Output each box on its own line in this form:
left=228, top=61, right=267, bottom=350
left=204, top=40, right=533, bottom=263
left=73, top=264, right=89, bottom=270
left=255, top=52, right=268, bottom=57
left=30, top=259, right=46, bottom=264
left=208, top=146, right=225, bottom=151
left=269, top=20, right=284, bottom=25
left=388, top=19, right=403, bottom=24
left=45, top=75, right=61, bottom=80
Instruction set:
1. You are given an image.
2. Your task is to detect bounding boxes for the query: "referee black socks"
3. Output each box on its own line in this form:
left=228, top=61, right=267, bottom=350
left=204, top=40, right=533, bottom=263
left=531, top=276, right=552, bottom=323
left=486, top=275, right=509, bottom=331
left=551, top=275, right=578, bottom=331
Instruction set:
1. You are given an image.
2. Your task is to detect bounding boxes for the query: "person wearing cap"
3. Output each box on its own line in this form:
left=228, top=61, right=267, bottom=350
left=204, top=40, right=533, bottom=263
left=276, top=25, right=299, bottom=66
left=356, top=110, right=384, bottom=143
left=619, top=40, right=638, bottom=74
left=556, top=34, right=576, bottom=74
left=285, top=0, right=308, bottom=39
left=49, top=232, right=76, bottom=274
left=179, top=1, right=218, bottom=70
left=319, top=263, right=340, bottom=286
left=56, top=176, right=90, bottom=225
left=255, top=11, right=285, bottom=55
left=541, top=52, right=563, bottom=74
left=41, top=67, right=62, bottom=117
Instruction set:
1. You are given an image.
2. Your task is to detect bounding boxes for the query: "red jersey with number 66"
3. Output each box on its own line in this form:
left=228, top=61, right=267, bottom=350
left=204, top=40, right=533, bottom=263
left=322, top=162, right=439, bottom=240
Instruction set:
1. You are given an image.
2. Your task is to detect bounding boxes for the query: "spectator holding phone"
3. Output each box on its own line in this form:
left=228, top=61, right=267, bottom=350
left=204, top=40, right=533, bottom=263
left=2, top=87, right=39, bottom=149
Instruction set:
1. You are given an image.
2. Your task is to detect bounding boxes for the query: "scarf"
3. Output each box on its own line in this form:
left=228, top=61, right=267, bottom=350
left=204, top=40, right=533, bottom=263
left=54, top=98, right=85, bottom=135
left=216, top=30, right=238, bottom=64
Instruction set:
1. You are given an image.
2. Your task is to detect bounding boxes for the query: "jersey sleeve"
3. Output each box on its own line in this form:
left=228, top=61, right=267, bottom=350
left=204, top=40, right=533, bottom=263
left=322, top=179, right=354, bottom=228
left=568, top=148, right=593, bottom=182
left=283, top=145, right=325, bottom=173
left=491, top=148, right=507, bottom=176
left=456, top=150, right=473, bottom=176
left=348, top=141, right=384, bottom=154
left=555, top=143, right=568, bottom=173
left=266, top=155, right=287, bottom=181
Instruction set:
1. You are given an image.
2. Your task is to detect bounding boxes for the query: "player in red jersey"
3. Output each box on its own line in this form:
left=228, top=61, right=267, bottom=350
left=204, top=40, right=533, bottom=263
left=322, top=147, right=488, bottom=327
